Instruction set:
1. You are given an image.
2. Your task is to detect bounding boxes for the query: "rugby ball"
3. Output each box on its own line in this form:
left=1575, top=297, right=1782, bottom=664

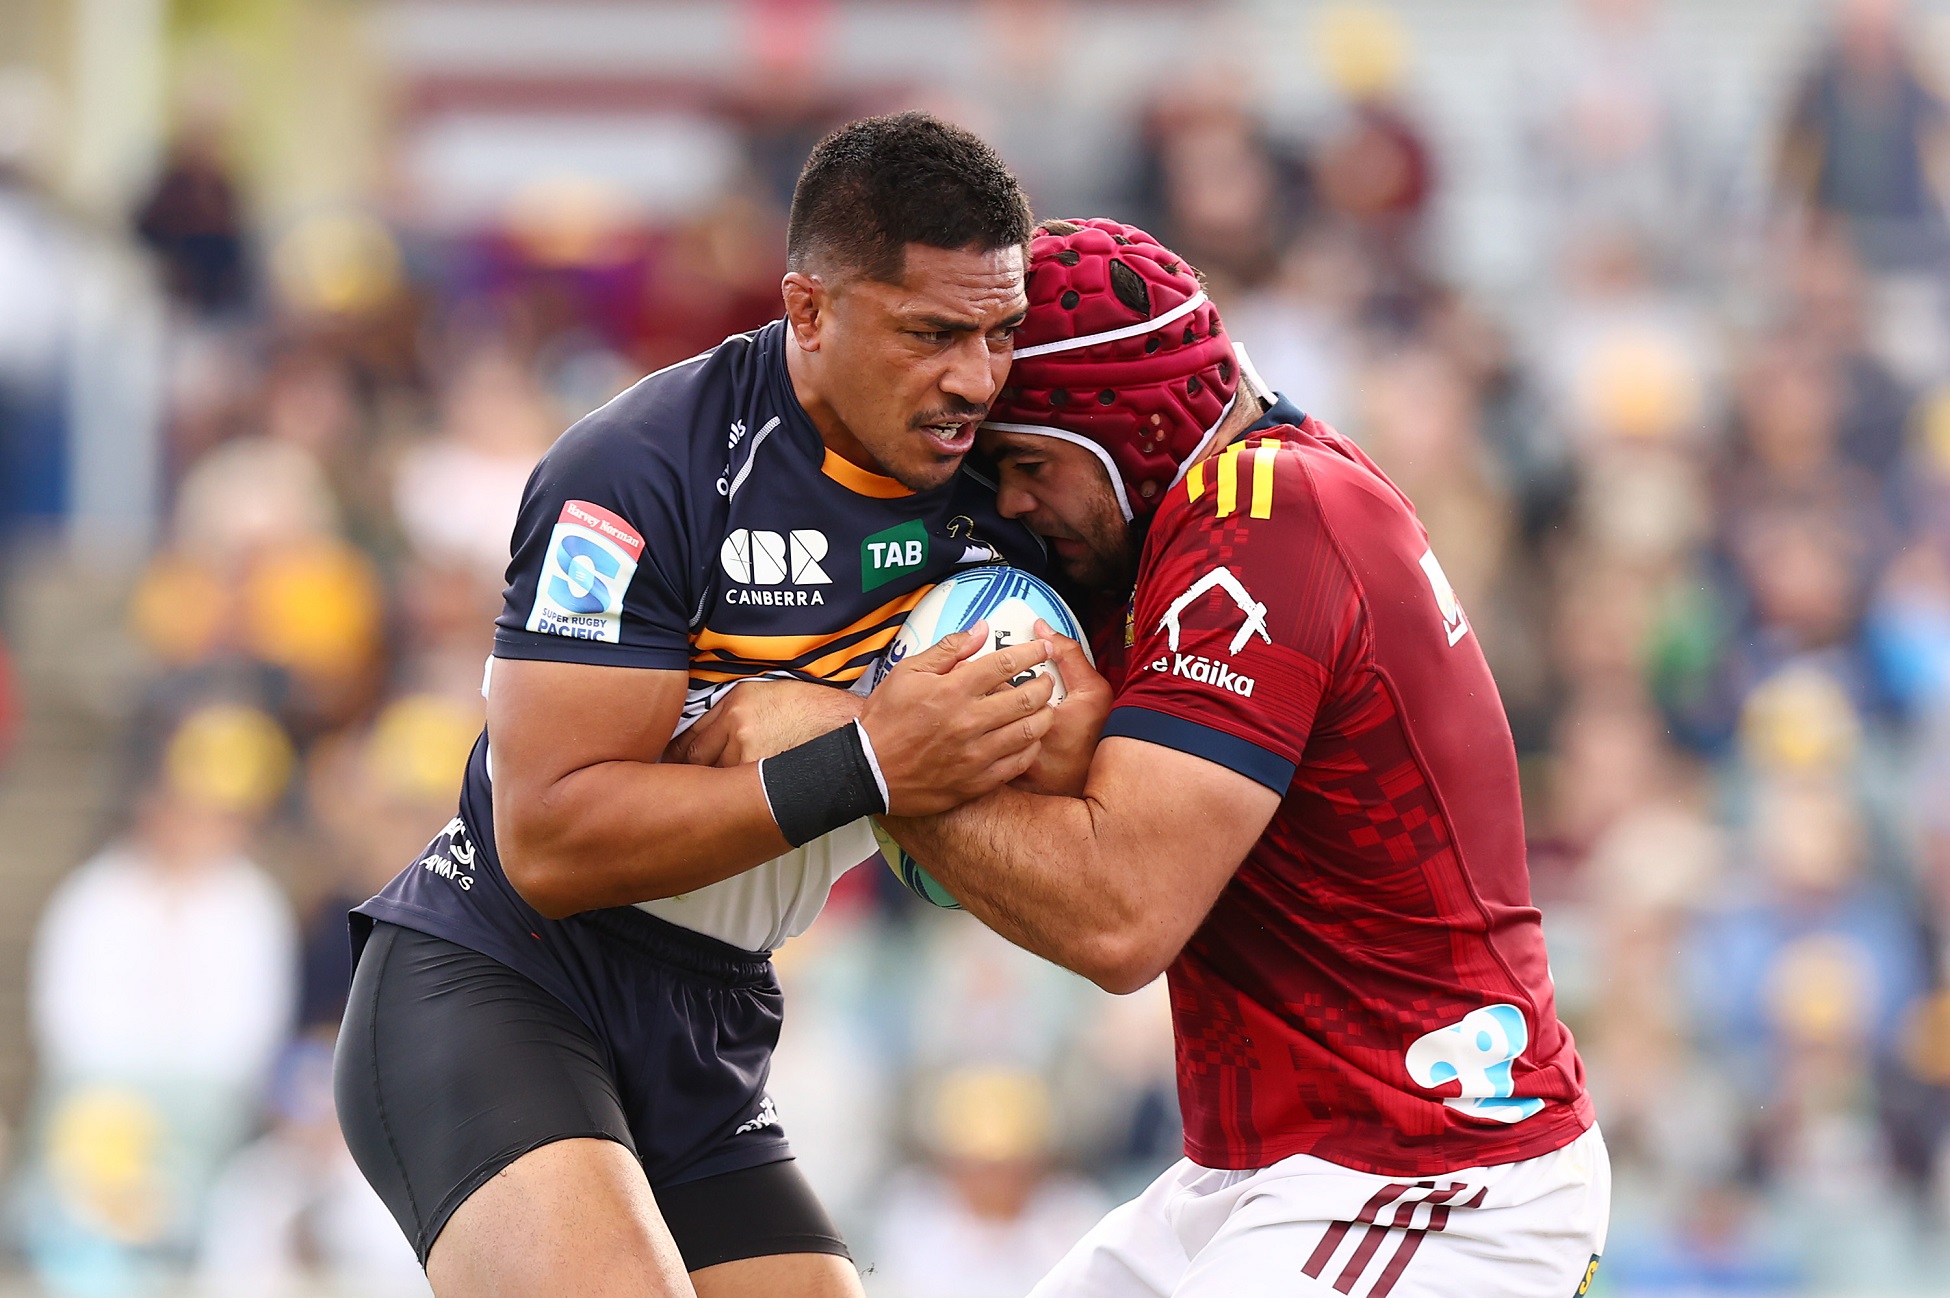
left=867, top=566, right=1091, bottom=909
left=867, top=565, right=1093, bottom=700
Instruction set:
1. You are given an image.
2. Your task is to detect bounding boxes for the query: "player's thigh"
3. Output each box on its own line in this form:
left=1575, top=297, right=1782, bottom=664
left=690, top=1252, right=861, bottom=1298
left=428, top=1136, right=692, bottom=1298
left=335, top=921, right=655, bottom=1277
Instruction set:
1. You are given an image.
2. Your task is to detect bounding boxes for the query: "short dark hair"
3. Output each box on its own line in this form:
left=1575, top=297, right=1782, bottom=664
left=786, top=111, right=1033, bottom=283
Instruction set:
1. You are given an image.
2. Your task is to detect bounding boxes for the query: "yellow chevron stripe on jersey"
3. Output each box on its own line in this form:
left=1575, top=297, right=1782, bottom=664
left=691, top=634, right=889, bottom=685
left=694, top=587, right=928, bottom=666
left=689, top=652, right=879, bottom=686
left=1250, top=437, right=1279, bottom=519
left=1186, top=459, right=1207, bottom=503
left=801, top=622, right=905, bottom=681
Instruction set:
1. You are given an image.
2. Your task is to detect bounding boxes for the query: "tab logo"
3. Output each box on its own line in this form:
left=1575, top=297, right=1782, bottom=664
left=527, top=500, right=644, bottom=643
left=861, top=519, right=929, bottom=592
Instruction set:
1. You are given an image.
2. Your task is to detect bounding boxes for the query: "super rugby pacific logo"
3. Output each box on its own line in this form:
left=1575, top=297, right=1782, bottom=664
left=527, top=500, right=644, bottom=644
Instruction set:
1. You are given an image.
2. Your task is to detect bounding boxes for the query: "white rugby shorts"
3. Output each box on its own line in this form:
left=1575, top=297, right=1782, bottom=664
left=1029, top=1125, right=1609, bottom=1298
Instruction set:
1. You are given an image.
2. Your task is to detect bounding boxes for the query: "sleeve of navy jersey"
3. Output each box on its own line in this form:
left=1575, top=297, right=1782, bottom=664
left=1103, top=437, right=1364, bottom=792
left=492, top=383, right=708, bottom=671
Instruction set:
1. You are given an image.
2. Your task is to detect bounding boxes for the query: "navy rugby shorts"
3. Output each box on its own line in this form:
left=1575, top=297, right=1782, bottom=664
left=333, top=915, right=848, bottom=1269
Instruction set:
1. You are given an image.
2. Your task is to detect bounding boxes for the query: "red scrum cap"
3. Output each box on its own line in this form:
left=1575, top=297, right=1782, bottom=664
left=986, top=218, right=1241, bottom=520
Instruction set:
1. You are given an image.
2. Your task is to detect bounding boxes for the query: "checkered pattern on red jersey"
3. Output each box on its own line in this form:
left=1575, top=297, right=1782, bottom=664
left=1099, top=413, right=1594, bottom=1177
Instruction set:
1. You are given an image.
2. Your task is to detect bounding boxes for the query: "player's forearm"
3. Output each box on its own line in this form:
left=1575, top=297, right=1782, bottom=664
left=501, top=761, right=790, bottom=917
left=881, top=791, right=1167, bottom=994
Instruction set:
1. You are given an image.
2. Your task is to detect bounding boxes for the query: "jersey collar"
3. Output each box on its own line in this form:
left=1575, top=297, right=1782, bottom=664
left=1244, top=392, right=1308, bottom=435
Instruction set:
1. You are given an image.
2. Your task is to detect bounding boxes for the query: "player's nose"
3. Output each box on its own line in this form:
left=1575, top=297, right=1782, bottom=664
left=939, top=335, right=997, bottom=406
left=993, top=472, right=1039, bottom=521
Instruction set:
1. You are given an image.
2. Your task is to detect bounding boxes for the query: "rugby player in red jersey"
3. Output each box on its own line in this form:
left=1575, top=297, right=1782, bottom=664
left=872, top=219, right=1612, bottom=1297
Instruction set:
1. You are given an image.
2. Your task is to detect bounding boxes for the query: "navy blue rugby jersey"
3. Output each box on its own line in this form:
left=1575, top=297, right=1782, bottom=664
left=355, top=320, right=1045, bottom=986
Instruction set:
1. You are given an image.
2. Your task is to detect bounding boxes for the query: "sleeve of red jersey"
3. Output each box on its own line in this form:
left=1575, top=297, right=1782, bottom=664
left=1101, top=439, right=1364, bottom=792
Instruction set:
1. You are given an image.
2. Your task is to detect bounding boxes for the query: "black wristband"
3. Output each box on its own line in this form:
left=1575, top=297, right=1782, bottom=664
left=758, top=720, right=890, bottom=848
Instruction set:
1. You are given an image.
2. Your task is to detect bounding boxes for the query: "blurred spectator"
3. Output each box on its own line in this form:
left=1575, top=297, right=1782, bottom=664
left=1689, top=776, right=1929, bottom=1125
left=17, top=703, right=297, bottom=1290
left=196, top=1034, right=427, bottom=1297
left=1778, top=0, right=1950, bottom=271
left=390, top=336, right=557, bottom=583
left=1129, top=69, right=1309, bottom=297
left=128, top=415, right=385, bottom=734
left=1351, top=344, right=1509, bottom=614
left=1606, top=1181, right=1803, bottom=1294
left=296, top=694, right=482, bottom=1031
left=1521, top=0, right=1704, bottom=269
left=0, top=68, right=73, bottom=544
left=135, top=123, right=250, bottom=317
left=872, top=1069, right=1107, bottom=1298
left=1310, top=4, right=1437, bottom=308
left=1777, top=228, right=1916, bottom=479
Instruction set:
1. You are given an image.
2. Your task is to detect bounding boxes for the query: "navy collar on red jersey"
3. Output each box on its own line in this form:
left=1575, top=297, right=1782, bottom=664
left=1244, top=392, right=1308, bottom=436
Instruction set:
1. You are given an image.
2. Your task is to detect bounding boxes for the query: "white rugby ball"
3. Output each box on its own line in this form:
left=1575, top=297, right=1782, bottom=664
left=867, top=565, right=1093, bottom=701
left=867, top=565, right=1092, bottom=910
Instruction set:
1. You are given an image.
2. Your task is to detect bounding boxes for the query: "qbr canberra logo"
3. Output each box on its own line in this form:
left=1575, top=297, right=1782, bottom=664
left=527, top=499, right=644, bottom=643
left=721, top=529, right=830, bottom=606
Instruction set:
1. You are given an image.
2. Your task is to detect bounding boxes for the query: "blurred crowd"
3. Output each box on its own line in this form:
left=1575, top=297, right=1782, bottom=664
left=3, top=0, right=1950, bottom=1294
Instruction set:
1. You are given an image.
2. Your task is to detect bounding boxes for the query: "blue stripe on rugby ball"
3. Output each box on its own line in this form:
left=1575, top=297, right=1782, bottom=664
left=864, top=565, right=1089, bottom=696
left=873, top=823, right=960, bottom=909
left=865, top=565, right=1089, bottom=908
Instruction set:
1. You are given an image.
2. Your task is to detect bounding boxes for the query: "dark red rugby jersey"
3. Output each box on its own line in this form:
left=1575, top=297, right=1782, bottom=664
left=1098, top=409, right=1593, bottom=1176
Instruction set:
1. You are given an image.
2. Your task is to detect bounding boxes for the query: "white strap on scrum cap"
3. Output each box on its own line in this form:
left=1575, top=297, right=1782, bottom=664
left=1233, top=339, right=1276, bottom=405
left=1011, top=291, right=1209, bottom=360
left=985, top=297, right=1253, bottom=519
left=1165, top=341, right=1274, bottom=489
left=981, top=420, right=1137, bottom=521
left=985, top=387, right=1238, bottom=521
left=1168, top=390, right=1240, bottom=489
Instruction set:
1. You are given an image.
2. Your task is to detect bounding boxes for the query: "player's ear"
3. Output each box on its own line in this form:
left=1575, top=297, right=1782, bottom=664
left=781, top=272, right=828, bottom=351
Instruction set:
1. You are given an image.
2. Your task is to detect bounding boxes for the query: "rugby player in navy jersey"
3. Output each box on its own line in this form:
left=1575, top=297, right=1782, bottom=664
left=689, top=220, right=1609, bottom=1297
left=333, top=114, right=1063, bottom=1298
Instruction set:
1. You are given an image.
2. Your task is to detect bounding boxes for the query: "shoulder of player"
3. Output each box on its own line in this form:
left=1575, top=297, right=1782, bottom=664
left=1161, top=417, right=1409, bottom=538
left=541, top=331, right=761, bottom=487
left=1158, top=421, right=1327, bottom=536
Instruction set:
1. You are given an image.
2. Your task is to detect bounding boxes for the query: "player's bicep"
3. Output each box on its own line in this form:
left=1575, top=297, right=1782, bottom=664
left=486, top=657, right=687, bottom=803
left=1086, top=736, right=1280, bottom=937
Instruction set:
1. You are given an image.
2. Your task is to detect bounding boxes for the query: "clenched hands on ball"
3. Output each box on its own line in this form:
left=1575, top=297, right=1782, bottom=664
left=667, top=620, right=1111, bottom=807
